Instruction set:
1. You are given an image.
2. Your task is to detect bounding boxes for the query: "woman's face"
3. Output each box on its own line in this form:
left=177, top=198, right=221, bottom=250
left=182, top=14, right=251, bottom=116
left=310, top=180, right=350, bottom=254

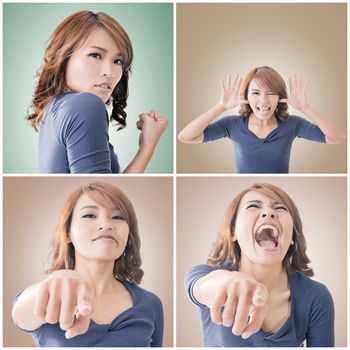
left=66, top=28, right=124, bottom=102
left=247, top=79, right=280, bottom=121
left=69, top=193, right=129, bottom=263
left=233, top=190, right=294, bottom=267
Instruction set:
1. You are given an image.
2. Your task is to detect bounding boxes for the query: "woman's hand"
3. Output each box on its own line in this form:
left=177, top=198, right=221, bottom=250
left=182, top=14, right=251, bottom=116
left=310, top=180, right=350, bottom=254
left=34, top=270, right=94, bottom=339
left=279, top=73, right=308, bottom=111
left=219, top=74, right=249, bottom=110
left=136, top=110, right=168, bottom=150
left=195, top=270, right=268, bottom=339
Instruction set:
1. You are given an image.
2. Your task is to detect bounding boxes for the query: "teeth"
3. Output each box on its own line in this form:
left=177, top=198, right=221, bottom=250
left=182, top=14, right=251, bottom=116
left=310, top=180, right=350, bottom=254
left=257, top=224, right=279, bottom=238
left=99, top=84, right=109, bottom=88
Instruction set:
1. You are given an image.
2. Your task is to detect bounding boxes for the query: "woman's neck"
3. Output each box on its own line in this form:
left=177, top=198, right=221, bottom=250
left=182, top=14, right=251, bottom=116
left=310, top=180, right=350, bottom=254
left=74, top=257, right=119, bottom=297
left=239, top=257, right=287, bottom=292
left=250, top=113, right=277, bottom=128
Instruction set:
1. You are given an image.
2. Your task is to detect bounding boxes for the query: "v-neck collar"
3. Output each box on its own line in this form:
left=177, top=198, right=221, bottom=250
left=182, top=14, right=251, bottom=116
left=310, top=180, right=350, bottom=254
left=245, top=114, right=280, bottom=141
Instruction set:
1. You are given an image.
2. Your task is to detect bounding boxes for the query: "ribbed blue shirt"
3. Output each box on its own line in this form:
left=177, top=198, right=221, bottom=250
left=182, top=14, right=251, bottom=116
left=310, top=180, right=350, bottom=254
left=15, top=282, right=163, bottom=347
left=39, top=92, right=120, bottom=173
left=203, top=115, right=326, bottom=173
left=185, top=263, right=334, bottom=347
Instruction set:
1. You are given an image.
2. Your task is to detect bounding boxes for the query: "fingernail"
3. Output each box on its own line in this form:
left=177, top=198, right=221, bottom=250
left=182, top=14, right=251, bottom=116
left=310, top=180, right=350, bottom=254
left=242, top=332, right=250, bottom=339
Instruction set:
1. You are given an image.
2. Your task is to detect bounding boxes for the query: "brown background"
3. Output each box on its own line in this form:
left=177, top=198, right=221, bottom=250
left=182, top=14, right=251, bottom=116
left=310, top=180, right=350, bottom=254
left=177, top=3, right=347, bottom=173
left=177, top=176, right=347, bottom=346
left=4, top=177, right=173, bottom=347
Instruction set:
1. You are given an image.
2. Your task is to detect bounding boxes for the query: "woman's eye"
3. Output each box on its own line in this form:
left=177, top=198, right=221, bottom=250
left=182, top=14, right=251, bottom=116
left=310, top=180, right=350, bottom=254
left=251, top=92, right=259, bottom=95
left=247, top=204, right=259, bottom=209
left=275, top=206, right=288, bottom=211
left=112, top=215, right=124, bottom=221
left=82, top=214, right=95, bottom=218
left=88, top=52, right=102, bottom=59
left=114, top=58, right=124, bottom=66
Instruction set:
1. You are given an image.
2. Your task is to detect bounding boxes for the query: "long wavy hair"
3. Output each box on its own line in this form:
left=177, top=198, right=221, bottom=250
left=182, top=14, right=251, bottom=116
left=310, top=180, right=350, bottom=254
left=239, top=66, right=289, bottom=122
left=47, top=181, right=144, bottom=284
left=26, top=11, right=133, bottom=131
left=208, top=183, right=313, bottom=276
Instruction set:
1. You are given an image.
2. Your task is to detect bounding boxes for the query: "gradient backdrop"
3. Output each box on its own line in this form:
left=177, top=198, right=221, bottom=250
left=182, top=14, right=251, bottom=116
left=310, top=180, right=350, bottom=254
left=177, top=3, right=347, bottom=173
left=4, top=3, right=173, bottom=173
left=177, top=176, right=347, bottom=346
left=4, top=177, right=173, bottom=346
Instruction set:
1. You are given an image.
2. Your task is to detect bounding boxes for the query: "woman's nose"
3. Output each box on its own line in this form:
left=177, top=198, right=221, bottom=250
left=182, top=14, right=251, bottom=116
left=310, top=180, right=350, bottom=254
left=261, top=210, right=275, bottom=218
left=101, top=62, right=116, bottom=78
left=98, top=219, right=113, bottom=230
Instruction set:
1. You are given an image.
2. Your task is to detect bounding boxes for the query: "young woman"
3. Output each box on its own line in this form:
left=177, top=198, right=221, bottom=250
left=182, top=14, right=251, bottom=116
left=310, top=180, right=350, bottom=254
left=27, top=11, right=168, bottom=173
left=178, top=66, right=345, bottom=173
left=185, top=183, right=334, bottom=347
left=12, top=182, right=164, bottom=347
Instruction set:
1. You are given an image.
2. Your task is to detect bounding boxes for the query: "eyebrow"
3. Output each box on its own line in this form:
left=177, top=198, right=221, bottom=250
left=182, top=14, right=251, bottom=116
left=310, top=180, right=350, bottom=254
left=80, top=205, right=99, bottom=210
left=88, top=46, right=123, bottom=57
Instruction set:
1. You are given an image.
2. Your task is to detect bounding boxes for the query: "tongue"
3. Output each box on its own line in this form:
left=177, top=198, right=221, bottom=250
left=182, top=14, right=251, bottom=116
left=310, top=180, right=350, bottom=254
left=259, top=240, right=275, bottom=248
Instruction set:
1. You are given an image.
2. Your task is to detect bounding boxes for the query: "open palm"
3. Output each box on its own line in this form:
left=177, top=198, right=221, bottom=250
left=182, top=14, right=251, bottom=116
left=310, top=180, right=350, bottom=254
left=220, top=73, right=249, bottom=110
left=280, top=73, right=308, bottom=111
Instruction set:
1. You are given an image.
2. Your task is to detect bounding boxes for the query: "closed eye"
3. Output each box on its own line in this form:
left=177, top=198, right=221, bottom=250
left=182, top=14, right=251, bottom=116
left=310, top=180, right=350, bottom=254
left=247, top=204, right=259, bottom=209
left=275, top=206, right=288, bottom=211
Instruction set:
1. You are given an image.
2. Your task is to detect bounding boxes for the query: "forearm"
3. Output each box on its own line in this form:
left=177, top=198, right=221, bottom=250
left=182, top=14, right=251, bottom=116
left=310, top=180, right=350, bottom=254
left=300, top=104, right=345, bottom=144
left=178, top=103, right=227, bottom=143
left=12, top=282, right=43, bottom=331
left=122, top=145, right=155, bottom=173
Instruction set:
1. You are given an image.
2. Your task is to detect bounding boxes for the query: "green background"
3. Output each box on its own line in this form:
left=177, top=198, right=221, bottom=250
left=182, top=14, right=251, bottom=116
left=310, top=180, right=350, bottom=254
left=3, top=3, right=173, bottom=173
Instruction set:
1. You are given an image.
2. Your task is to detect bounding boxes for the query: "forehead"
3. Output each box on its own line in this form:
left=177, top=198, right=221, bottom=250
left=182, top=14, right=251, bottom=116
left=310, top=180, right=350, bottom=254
left=240, top=190, right=282, bottom=204
left=248, top=78, right=271, bottom=92
left=76, top=27, right=121, bottom=54
left=74, top=192, right=117, bottom=211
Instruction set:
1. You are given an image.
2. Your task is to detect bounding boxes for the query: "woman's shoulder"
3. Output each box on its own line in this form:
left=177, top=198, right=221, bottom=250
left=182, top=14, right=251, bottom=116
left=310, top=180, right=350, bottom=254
left=289, top=270, right=333, bottom=301
left=127, top=283, right=163, bottom=308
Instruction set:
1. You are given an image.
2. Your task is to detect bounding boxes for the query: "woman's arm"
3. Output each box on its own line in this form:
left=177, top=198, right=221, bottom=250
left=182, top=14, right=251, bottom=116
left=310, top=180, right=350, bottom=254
left=122, top=111, right=168, bottom=173
left=178, top=74, right=248, bottom=144
left=280, top=74, right=345, bottom=144
left=12, top=270, right=94, bottom=339
left=193, top=269, right=268, bottom=339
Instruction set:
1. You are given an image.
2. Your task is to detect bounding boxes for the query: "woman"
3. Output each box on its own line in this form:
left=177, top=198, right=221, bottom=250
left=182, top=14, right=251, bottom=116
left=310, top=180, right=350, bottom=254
left=178, top=66, right=345, bottom=173
left=27, top=11, right=168, bottom=173
left=185, top=183, right=334, bottom=346
left=12, top=182, right=164, bottom=347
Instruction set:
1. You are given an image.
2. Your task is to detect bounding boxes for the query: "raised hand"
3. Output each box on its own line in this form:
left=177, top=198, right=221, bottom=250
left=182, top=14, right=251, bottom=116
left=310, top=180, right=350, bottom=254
left=280, top=73, right=309, bottom=111
left=33, top=270, right=94, bottom=339
left=136, top=110, right=168, bottom=149
left=220, top=74, right=249, bottom=110
left=209, top=272, right=268, bottom=339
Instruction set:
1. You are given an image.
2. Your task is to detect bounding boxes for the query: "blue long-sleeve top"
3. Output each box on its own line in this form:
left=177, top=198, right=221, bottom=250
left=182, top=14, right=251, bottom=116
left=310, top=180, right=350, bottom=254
left=14, top=282, right=164, bottom=347
left=39, top=92, right=120, bottom=173
left=203, top=115, right=326, bottom=173
left=185, top=263, right=334, bottom=347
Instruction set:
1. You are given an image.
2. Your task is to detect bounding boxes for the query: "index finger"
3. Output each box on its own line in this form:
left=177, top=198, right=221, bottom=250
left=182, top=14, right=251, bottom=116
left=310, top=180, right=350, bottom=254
left=252, top=284, right=268, bottom=307
left=33, top=283, right=50, bottom=324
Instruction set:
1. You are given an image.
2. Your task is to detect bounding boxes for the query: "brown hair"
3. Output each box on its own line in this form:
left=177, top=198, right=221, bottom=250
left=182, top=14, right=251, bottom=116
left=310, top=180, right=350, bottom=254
left=26, top=11, right=133, bottom=131
left=47, top=181, right=144, bottom=284
left=208, top=183, right=313, bottom=276
left=239, top=66, right=289, bottom=121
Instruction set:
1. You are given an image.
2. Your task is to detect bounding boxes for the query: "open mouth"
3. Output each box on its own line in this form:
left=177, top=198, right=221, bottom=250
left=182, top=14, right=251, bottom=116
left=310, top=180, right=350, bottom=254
left=255, top=224, right=279, bottom=249
left=257, top=106, right=271, bottom=114
left=95, top=83, right=111, bottom=90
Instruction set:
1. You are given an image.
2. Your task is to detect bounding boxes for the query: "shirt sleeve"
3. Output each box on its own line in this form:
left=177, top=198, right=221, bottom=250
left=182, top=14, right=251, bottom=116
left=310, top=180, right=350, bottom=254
left=306, top=283, right=335, bottom=347
left=184, top=264, right=216, bottom=306
left=293, top=116, right=326, bottom=143
left=203, top=116, right=240, bottom=142
left=58, top=93, right=113, bottom=173
left=150, top=295, right=164, bottom=347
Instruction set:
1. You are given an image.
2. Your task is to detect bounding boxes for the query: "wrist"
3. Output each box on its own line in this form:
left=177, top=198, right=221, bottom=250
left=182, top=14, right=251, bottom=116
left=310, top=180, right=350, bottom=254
left=216, top=102, right=229, bottom=113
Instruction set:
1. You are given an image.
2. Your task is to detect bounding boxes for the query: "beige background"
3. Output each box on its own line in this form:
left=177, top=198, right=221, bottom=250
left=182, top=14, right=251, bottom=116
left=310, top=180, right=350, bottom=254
left=4, top=177, right=173, bottom=347
left=177, top=3, right=347, bottom=173
left=177, top=176, right=347, bottom=346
